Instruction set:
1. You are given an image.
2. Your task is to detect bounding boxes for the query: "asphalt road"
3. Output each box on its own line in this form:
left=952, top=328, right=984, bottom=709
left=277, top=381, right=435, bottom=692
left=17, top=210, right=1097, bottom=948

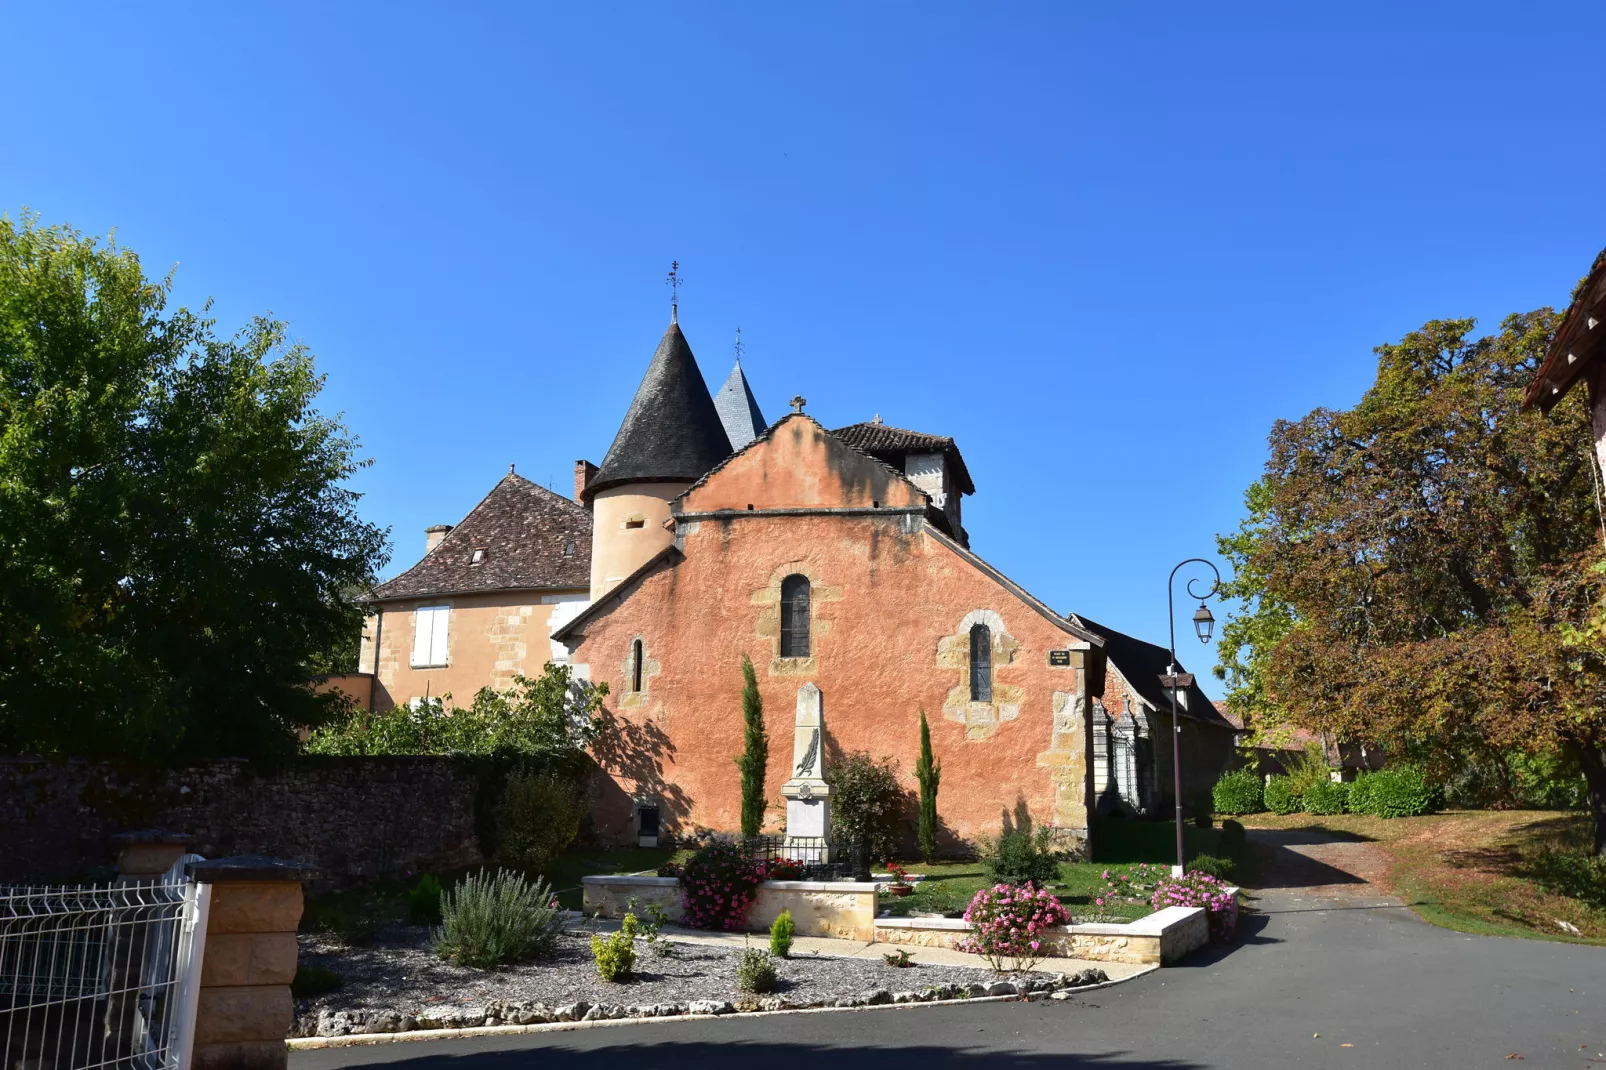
left=295, top=830, right=1605, bottom=1070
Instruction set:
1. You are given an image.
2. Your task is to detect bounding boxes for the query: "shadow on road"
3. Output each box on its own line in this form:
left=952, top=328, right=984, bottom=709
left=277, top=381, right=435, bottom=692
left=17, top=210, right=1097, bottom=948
left=311, top=1038, right=1209, bottom=1070
left=1238, top=829, right=1373, bottom=892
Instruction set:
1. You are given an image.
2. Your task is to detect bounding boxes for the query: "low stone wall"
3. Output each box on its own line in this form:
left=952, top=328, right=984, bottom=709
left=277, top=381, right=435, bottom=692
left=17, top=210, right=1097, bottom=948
left=875, top=905, right=1211, bottom=966
left=582, top=875, right=880, bottom=942
left=0, top=755, right=485, bottom=887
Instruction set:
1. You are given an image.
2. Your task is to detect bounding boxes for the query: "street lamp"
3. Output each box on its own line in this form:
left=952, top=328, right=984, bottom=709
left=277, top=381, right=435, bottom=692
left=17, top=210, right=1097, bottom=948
left=1165, top=558, right=1222, bottom=877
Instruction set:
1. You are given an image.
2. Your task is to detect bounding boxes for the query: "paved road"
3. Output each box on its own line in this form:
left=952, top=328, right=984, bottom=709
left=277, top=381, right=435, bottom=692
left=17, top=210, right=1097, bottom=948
left=296, top=830, right=1605, bottom=1070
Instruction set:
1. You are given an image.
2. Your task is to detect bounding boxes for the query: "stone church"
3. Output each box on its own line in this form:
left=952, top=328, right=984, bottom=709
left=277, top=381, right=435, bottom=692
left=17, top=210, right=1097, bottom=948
left=356, top=319, right=1234, bottom=851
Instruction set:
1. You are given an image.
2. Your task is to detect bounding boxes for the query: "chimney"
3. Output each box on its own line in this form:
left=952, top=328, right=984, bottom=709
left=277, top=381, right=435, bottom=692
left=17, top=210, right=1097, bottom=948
left=574, top=460, right=598, bottom=506
left=425, top=524, right=452, bottom=554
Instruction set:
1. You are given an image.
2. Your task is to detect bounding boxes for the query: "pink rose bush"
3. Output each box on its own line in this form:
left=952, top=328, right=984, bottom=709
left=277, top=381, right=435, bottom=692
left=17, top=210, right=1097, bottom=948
left=956, top=882, right=1072, bottom=972
left=679, top=840, right=764, bottom=930
left=1150, top=870, right=1239, bottom=942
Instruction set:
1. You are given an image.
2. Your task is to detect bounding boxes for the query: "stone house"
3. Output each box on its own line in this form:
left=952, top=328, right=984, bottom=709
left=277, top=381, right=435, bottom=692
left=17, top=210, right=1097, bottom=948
left=354, top=473, right=594, bottom=710
left=1070, top=615, right=1237, bottom=817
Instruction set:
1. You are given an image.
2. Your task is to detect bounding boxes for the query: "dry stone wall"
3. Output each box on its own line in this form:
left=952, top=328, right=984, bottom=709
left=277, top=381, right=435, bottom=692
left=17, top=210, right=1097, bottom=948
left=0, top=755, right=485, bottom=887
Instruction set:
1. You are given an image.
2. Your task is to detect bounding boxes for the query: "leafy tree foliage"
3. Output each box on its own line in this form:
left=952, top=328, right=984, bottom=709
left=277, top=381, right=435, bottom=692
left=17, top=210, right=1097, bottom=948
left=0, top=213, right=389, bottom=761
left=1220, top=310, right=1606, bottom=853
left=734, top=654, right=767, bottom=837
left=825, top=750, right=906, bottom=872
left=304, top=662, right=606, bottom=762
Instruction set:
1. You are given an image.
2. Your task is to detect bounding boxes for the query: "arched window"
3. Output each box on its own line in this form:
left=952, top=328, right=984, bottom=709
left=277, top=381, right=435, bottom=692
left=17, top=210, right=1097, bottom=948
left=631, top=638, right=644, bottom=693
left=969, top=623, right=992, bottom=702
left=780, top=574, right=811, bottom=657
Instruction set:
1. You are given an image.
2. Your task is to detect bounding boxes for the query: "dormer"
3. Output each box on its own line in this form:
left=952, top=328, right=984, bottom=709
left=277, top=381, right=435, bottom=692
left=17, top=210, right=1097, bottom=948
left=830, top=420, right=974, bottom=545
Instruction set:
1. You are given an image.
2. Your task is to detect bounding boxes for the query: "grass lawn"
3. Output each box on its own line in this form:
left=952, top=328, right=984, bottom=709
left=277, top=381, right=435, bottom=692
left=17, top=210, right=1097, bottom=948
left=877, top=859, right=1155, bottom=922
left=1244, top=809, right=1605, bottom=945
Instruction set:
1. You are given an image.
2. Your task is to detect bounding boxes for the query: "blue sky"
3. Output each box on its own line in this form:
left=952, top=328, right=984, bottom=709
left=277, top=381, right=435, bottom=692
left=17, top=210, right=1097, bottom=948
left=5, top=2, right=1604, bottom=695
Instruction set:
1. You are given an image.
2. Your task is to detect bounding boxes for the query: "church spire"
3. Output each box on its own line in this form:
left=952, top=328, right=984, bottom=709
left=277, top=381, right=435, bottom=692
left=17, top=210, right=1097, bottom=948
left=586, top=321, right=732, bottom=500
left=714, top=345, right=768, bottom=450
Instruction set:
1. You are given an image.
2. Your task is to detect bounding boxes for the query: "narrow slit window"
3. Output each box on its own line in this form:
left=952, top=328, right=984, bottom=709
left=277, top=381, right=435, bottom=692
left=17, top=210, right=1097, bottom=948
left=780, top=574, right=811, bottom=658
left=969, top=623, right=992, bottom=702
left=624, top=516, right=646, bottom=530
left=631, top=638, right=644, bottom=693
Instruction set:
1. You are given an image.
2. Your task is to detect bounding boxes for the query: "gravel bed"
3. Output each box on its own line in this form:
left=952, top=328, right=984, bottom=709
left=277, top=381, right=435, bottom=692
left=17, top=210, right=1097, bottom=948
left=294, top=925, right=1104, bottom=1037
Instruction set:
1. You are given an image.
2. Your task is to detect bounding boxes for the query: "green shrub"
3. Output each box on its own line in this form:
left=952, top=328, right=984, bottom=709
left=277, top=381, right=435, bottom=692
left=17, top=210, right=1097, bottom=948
left=406, top=875, right=443, bottom=925
left=736, top=946, right=779, bottom=993
left=1187, top=854, right=1235, bottom=880
left=1263, top=776, right=1303, bottom=815
left=984, top=828, right=1060, bottom=886
left=1350, top=767, right=1439, bottom=818
left=1303, top=779, right=1349, bottom=816
left=434, top=868, right=562, bottom=968
left=1218, top=819, right=1247, bottom=861
left=769, top=909, right=795, bottom=958
left=496, top=770, right=589, bottom=870
left=1284, top=744, right=1333, bottom=798
left=1212, top=769, right=1264, bottom=815
left=826, top=751, right=908, bottom=871
left=290, top=965, right=342, bottom=998
left=591, top=912, right=638, bottom=982
left=1519, top=848, right=1606, bottom=910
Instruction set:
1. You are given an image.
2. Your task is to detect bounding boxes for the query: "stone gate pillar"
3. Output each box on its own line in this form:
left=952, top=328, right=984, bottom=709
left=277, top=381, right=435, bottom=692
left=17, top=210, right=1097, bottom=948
left=188, top=857, right=318, bottom=1070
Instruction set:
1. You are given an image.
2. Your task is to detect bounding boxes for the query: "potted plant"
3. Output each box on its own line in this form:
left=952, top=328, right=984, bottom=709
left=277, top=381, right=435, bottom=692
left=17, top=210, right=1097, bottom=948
left=886, top=862, right=914, bottom=897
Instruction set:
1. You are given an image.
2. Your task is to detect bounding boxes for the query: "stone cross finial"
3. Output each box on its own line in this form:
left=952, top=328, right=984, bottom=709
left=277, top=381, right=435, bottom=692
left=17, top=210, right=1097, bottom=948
left=790, top=395, right=806, bottom=413
left=872, top=413, right=882, bottom=425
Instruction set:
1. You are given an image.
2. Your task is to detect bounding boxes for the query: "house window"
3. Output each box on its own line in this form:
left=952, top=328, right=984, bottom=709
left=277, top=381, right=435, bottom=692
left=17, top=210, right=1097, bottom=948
left=563, top=537, right=576, bottom=557
left=470, top=548, right=487, bottom=566
left=630, top=638, right=644, bottom=693
left=411, top=605, right=450, bottom=668
left=624, top=515, right=646, bottom=530
left=969, top=623, right=992, bottom=702
left=780, top=574, right=811, bottom=657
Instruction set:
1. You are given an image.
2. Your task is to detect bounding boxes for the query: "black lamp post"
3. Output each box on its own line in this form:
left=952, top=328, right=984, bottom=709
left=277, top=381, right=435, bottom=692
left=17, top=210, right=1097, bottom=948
left=1165, top=557, right=1222, bottom=876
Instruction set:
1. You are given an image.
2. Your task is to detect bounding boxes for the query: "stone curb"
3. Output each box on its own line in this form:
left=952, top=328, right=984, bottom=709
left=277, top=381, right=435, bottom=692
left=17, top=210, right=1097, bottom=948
left=284, top=967, right=1157, bottom=1051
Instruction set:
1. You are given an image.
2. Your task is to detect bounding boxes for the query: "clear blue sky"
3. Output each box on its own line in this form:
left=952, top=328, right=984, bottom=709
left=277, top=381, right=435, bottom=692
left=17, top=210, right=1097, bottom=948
left=6, top=2, right=1604, bottom=696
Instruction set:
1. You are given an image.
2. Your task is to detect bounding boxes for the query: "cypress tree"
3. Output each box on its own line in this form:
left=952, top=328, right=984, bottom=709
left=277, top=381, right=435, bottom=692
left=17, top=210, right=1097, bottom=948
left=736, top=654, right=768, bottom=838
left=915, top=708, right=941, bottom=863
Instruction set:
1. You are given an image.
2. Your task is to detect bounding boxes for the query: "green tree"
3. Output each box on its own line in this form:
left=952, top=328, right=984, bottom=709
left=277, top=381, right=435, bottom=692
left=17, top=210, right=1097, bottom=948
left=0, top=212, right=389, bottom=761
left=734, top=654, right=768, bottom=837
left=1224, top=310, right=1606, bottom=854
left=1213, top=480, right=1298, bottom=745
left=304, top=662, right=607, bottom=763
left=914, top=708, right=941, bottom=863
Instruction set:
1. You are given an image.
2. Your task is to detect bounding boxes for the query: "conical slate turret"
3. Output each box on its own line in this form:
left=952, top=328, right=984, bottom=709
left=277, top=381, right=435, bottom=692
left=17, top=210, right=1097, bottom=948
left=587, top=323, right=733, bottom=499
left=713, top=360, right=768, bottom=449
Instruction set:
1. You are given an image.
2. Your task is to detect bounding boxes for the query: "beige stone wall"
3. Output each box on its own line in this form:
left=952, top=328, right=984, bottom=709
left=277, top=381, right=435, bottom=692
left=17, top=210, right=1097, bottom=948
left=360, top=590, right=588, bottom=710
left=193, top=880, right=305, bottom=1070
left=581, top=876, right=878, bottom=941
left=872, top=905, right=1209, bottom=966
left=589, top=484, right=690, bottom=598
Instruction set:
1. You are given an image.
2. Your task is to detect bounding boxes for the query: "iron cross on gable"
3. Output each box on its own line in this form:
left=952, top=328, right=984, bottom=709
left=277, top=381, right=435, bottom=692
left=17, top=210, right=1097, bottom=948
left=790, top=395, right=806, bottom=413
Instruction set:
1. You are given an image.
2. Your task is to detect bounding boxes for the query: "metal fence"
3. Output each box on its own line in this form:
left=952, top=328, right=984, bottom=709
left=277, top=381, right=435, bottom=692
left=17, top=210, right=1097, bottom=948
left=1, top=857, right=208, bottom=1070
left=741, top=836, right=850, bottom=880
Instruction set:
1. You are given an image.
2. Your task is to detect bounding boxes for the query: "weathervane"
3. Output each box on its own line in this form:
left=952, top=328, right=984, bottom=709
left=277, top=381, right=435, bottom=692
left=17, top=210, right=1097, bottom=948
left=733, top=326, right=744, bottom=365
left=666, top=260, right=681, bottom=324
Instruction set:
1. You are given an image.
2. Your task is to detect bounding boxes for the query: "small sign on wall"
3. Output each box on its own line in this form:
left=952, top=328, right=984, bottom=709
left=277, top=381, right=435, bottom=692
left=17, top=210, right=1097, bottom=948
left=1048, top=650, right=1073, bottom=667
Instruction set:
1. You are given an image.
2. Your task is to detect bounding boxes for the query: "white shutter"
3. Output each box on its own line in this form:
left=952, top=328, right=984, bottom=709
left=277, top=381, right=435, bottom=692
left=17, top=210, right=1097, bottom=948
left=411, top=608, right=434, bottom=667
left=429, top=606, right=450, bottom=666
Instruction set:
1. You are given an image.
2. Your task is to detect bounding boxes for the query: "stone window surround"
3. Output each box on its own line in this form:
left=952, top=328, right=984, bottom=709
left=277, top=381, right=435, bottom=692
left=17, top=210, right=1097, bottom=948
left=751, top=561, right=842, bottom=678
left=938, top=609, right=1023, bottom=740
left=618, top=634, right=661, bottom=710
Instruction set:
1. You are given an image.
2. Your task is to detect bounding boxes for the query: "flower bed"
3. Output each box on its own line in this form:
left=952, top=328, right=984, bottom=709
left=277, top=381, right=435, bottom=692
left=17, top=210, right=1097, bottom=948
left=292, top=927, right=1107, bottom=1038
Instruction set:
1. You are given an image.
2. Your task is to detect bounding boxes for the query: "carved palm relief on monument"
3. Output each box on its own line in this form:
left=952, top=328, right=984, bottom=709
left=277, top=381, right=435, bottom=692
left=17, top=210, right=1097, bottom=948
left=937, top=609, right=1024, bottom=740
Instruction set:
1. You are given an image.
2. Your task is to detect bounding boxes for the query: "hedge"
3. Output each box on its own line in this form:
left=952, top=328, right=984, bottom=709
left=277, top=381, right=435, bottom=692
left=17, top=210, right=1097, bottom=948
left=1211, top=768, right=1265, bottom=815
left=1263, top=775, right=1303, bottom=815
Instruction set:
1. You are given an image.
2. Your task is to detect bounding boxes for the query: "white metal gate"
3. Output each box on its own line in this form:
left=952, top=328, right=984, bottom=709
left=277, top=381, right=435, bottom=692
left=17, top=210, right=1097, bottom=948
left=1, top=856, right=209, bottom=1070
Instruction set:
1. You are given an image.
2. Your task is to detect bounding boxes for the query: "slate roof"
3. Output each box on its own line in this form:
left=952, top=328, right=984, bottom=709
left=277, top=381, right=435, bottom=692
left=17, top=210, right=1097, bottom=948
left=831, top=422, right=975, bottom=496
left=368, top=474, right=592, bottom=601
left=713, top=361, right=768, bottom=449
left=587, top=323, right=733, bottom=498
left=1068, top=614, right=1234, bottom=731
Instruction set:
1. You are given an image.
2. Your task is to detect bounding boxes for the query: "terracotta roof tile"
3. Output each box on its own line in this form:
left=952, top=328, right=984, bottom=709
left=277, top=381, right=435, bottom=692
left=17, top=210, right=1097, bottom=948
left=369, top=474, right=591, bottom=600
left=831, top=422, right=975, bottom=495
